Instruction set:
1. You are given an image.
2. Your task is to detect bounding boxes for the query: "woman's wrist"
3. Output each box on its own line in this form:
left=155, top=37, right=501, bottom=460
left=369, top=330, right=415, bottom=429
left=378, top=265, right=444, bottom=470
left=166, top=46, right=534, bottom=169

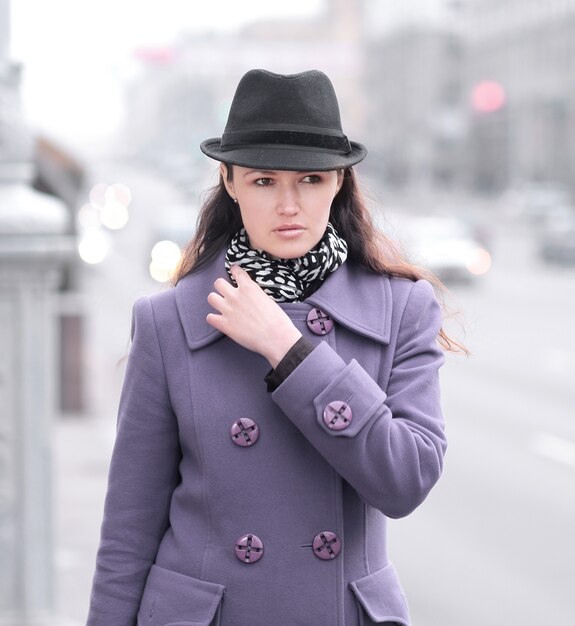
left=264, top=327, right=303, bottom=368
left=264, top=337, right=315, bottom=392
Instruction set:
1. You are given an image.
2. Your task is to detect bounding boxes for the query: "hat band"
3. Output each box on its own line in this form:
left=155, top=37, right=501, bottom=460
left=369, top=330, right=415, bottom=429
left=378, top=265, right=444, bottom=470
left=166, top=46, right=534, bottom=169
left=220, top=129, right=352, bottom=154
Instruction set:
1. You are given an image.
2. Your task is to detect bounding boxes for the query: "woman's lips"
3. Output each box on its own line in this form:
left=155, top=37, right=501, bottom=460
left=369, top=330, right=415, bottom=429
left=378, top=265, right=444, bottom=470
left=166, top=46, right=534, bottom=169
left=275, top=225, right=305, bottom=238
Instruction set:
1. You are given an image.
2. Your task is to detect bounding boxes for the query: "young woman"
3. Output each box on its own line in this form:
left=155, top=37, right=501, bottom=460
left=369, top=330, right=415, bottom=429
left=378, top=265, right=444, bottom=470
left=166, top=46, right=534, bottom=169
left=87, top=69, right=452, bottom=626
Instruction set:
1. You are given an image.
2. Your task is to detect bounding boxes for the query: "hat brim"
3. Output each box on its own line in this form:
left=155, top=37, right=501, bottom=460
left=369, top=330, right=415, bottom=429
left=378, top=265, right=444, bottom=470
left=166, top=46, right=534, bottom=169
left=200, top=138, right=367, bottom=171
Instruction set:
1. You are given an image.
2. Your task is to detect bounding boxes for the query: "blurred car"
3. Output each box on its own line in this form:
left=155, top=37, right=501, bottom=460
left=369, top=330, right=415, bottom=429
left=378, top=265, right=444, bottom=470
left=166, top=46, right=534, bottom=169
left=538, top=209, right=575, bottom=265
left=380, top=213, right=492, bottom=284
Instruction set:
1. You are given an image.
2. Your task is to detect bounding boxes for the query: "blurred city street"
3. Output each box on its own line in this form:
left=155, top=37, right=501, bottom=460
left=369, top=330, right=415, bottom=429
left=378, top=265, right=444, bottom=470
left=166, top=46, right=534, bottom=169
left=52, top=190, right=575, bottom=625
left=2, top=1, right=575, bottom=625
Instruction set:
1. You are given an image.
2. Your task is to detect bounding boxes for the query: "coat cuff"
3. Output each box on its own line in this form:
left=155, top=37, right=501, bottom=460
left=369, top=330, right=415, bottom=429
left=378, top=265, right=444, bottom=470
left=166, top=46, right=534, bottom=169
left=272, top=341, right=388, bottom=437
left=264, top=336, right=315, bottom=392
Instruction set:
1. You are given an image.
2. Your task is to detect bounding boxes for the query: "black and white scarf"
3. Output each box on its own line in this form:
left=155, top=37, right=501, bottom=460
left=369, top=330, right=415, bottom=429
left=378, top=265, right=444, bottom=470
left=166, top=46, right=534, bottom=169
left=225, top=222, right=348, bottom=302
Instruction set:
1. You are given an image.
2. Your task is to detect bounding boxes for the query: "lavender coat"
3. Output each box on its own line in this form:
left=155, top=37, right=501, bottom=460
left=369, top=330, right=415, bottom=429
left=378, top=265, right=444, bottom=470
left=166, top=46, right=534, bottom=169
left=86, top=248, right=446, bottom=626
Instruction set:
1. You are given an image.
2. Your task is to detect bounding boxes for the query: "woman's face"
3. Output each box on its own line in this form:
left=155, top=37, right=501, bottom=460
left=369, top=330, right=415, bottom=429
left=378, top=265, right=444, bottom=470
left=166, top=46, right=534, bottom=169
left=222, top=165, right=343, bottom=259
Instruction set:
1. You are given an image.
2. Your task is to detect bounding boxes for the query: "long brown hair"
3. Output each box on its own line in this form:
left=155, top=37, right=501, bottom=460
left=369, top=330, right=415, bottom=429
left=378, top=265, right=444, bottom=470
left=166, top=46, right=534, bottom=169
left=174, top=166, right=466, bottom=353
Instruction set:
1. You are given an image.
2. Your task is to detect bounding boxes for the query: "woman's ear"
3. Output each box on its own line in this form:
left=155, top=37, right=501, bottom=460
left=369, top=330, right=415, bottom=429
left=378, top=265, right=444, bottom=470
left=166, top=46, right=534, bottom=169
left=220, top=164, right=237, bottom=202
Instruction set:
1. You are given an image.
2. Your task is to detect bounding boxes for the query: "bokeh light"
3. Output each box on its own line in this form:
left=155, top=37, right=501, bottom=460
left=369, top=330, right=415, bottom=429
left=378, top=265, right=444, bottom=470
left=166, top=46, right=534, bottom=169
left=149, top=240, right=182, bottom=282
left=471, top=81, right=506, bottom=113
left=100, top=201, right=129, bottom=230
left=85, top=182, right=131, bottom=231
left=78, top=231, right=110, bottom=264
left=88, top=183, right=109, bottom=208
left=466, top=247, right=492, bottom=275
left=77, top=203, right=102, bottom=230
left=106, top=183, right=132, bottom=207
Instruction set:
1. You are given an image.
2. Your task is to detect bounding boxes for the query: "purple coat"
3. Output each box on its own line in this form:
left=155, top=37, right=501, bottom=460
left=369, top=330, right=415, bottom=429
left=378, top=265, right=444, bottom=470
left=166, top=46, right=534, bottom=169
left=87, top=248, right=446, bottom=626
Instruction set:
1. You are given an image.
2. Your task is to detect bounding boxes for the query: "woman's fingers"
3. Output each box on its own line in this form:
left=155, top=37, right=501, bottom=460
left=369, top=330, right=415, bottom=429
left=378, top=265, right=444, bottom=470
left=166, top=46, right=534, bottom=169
left=206, top=311, right=225, bottom=331
left=213, top=276, right=235, bottom=296
left=206, top=290, right=227, bottom=313
left=229, top=264, right=250, bottom=284
left=212, top=267, right=253, bottom=299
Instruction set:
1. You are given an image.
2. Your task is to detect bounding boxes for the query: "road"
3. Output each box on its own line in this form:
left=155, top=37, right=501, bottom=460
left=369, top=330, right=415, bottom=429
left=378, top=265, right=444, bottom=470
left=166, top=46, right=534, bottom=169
left=389, top=219, right=575, bottom=625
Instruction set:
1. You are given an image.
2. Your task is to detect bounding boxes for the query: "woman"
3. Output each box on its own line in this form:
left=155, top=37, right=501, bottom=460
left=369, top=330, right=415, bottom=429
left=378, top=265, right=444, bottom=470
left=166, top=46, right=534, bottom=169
left=87, top=69, right=452, bottom=626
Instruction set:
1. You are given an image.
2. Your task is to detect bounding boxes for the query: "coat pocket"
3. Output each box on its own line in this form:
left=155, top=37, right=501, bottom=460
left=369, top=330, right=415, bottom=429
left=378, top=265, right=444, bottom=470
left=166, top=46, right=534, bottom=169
left=349, top=562, right=410, bottom=625
left=137, top=564, right=225, bottom=626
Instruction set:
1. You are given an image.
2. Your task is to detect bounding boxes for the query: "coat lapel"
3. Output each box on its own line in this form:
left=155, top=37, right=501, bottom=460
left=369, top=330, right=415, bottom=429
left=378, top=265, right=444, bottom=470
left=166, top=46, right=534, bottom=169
left=175, top=249, right=393, bottom=351
left=175, top=248, right=228, bottom=351
left=307, top=262, right=392, bottom=345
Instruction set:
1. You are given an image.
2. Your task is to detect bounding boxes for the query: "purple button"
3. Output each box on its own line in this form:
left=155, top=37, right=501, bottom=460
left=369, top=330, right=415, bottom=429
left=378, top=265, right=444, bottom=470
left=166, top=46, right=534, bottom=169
left=230, top=418, right=260, bottom=447
left=323, top=401, right=352, bottom=431
left=306, top=308, right=334, bottom=335
left=313, top=531, right=341, bottom=560
left=235, top=534, right=264, bottom=564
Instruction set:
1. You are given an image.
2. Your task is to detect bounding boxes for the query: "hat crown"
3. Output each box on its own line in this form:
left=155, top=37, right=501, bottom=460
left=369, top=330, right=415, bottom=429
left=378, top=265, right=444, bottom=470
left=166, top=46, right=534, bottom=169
left=200, top=68, right=366, bottom=171
left=224, top=69, right=345, bottom=136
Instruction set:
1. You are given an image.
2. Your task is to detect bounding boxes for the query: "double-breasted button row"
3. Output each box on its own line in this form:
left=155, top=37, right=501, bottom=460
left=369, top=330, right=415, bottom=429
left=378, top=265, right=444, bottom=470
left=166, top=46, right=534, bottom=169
left=234, top=531, right=341, bottom=564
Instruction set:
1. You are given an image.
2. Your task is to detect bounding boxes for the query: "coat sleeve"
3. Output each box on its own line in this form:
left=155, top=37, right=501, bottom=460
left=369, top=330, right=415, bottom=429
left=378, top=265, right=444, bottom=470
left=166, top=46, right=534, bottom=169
left=272, top=279, right=446, bottom=519
left=86, top=297, right=181, bottom=626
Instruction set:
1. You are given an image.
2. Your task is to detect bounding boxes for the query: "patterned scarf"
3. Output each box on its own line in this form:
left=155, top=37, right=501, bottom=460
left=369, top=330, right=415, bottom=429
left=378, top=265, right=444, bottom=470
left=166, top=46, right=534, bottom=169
left=225, top=222, right=348, bottom=302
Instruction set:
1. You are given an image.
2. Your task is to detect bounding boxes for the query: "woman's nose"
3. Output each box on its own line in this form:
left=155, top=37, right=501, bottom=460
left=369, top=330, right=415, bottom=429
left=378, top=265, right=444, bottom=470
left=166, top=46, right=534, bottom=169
left=276, top=185, right=300, bottom=215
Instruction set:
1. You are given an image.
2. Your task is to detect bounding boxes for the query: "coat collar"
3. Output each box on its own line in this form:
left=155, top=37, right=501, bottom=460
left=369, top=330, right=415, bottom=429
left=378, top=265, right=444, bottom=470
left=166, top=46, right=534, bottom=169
left=175, top=247, right=392, bottom=351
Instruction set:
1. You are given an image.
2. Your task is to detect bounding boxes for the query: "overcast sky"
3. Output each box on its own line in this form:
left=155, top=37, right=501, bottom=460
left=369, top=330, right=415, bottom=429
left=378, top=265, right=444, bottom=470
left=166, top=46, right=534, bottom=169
left=10, top=0, right=326, bottom=65
left=8, top=0, right=325, bottom=144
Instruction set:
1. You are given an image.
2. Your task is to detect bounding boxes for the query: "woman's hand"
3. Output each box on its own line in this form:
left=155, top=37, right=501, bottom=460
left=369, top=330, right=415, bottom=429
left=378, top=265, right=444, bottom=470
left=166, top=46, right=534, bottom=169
left=206, top=265, right=302, bottom=368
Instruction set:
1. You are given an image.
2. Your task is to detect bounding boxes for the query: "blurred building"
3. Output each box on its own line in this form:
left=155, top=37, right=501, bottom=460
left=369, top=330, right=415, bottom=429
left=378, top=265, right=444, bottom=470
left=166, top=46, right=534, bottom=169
left=363, top=0, right=575, bottom=197
left=1, top=1, right=77, bottom=620
left=364, top=22, right=466, bottom=190
left=1, top=0, right=86, bottom=416
left=464, top=0, right=575, bottom=195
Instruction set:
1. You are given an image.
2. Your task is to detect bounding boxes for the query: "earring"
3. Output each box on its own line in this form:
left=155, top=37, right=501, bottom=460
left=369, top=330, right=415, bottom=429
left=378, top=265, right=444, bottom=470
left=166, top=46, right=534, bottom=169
left=232, top=197, right=238, bottom=204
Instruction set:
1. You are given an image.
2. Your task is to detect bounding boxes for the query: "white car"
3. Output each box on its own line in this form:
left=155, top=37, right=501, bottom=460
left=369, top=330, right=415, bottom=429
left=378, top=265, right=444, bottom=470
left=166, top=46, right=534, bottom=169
left=377, top=213, right=492, bottom=284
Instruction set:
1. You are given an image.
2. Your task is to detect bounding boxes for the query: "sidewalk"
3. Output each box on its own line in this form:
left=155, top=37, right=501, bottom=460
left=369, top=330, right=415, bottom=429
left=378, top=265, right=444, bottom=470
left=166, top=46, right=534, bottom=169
left=54, top=414, right=116, bottom=625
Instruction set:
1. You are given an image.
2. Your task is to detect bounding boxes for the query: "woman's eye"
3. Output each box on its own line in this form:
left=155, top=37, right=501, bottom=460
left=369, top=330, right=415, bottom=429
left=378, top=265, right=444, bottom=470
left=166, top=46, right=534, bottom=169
left=255, top=178, right=273, bottom=186
left=302, top=175, right=321, bottom=184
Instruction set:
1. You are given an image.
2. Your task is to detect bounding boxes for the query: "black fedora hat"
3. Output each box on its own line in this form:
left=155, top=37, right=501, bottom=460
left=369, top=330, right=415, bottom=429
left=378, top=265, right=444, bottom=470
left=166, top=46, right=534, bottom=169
left=200, top=69, right=367, bottom=171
